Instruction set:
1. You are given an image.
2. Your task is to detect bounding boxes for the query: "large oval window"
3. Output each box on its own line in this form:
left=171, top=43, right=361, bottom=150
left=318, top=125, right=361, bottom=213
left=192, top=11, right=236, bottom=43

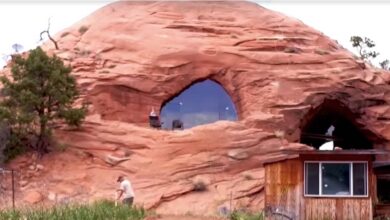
left=160, top=79, right=238, bottom=129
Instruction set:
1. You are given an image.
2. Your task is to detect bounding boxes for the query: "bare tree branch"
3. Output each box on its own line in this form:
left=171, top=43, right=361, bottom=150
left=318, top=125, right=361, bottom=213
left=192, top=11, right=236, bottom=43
left=40, top=18, right=59, bottom=50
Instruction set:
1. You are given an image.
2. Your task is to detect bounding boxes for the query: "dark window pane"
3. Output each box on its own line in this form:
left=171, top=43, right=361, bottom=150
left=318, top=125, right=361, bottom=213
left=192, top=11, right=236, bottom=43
left=378, top=178, right=390, bottom=203
left=353, top=163, right=367, bottom=195
left=160, top=80, right=237, bottom=129
left=322, top=163, right=350, bottom=195
left=305, top=163, right=319, bottom=195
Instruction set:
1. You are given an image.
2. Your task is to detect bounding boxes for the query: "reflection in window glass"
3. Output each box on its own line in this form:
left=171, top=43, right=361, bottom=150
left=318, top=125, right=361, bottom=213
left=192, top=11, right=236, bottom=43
left=322, top=163, right=350, bottom=195
left=353, top=163, right=367, bottom=195
left=305, top=163, right=319, bottom=195
left=304, top=162, right=368, bottom=197
left=160, top=79, right=238, bottom=129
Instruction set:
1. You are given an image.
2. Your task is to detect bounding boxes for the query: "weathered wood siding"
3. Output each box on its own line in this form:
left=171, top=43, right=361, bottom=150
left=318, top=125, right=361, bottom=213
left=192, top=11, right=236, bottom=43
left=265, top=158, right=373, bottom=220
left=265, top=158, right=302, bottom=219
left=304, top=198, right=371, bottom=220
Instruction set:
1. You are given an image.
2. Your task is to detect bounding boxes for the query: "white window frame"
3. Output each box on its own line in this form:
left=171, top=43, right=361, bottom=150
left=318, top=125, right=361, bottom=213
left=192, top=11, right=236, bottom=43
left=304, top=161, right=368, bottom=198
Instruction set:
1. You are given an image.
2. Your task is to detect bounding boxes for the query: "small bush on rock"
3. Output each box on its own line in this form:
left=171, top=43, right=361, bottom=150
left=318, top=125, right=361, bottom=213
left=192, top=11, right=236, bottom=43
left=60, top=32, right=70, bottom=38
left=192, top=179, right=207, bottom=192
left=284, top=47, right=301, bottom=54
left=78, top=26, right=89, bottom=34
left=230, top=210, right=265, bottom=220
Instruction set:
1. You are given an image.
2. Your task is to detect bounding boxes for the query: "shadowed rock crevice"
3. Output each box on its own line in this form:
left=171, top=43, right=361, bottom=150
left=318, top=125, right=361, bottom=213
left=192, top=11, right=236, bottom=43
left=300, top=99, right=381, bottom=149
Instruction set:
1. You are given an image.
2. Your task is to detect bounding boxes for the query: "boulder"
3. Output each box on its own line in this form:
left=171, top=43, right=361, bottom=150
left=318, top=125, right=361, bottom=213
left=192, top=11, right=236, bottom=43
left=104, top=155, right=131, bottom=166
left=227, top=150, right=249, bottom=160
left=19, top=180, right=28, bottom=187
left=24, top=191, right=43, bottom=204
left=36, top=164, right=44, bottom=171
left=48, top=192, right=57, bottom=201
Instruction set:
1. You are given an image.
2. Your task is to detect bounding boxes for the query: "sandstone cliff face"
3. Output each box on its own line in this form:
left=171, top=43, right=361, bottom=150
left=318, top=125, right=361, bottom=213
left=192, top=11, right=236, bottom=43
left=2, top=0, right=390, bottom=215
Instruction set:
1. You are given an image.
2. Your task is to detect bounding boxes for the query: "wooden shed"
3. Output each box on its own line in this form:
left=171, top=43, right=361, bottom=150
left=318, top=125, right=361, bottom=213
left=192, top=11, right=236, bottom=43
left=264, top=150, right=388, bottom=220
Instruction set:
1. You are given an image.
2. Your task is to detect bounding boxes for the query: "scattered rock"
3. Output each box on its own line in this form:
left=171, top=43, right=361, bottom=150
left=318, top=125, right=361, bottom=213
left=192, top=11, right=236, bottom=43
left=48, top=192, right=57, bottom=201
left=24, top=191, right=43, bottom=204
left=19, top=180, right=28, bottom=187
left=357, top=60, right=366, bottom=69
left=113, top=149, right=132, bottom=157
left=36, top=164, right=44, bottom=171
left=28, top=165, right=35, bottom=170
left=25, top=171, right=34, bottom=179
left=104, top=154, right=131, bottom=166
left=227, top=149, right=249, bottom=160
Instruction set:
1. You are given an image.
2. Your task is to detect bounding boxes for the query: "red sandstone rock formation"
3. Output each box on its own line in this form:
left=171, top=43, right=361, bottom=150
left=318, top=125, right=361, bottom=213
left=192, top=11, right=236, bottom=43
left=2, top=0, right=390, bottom=216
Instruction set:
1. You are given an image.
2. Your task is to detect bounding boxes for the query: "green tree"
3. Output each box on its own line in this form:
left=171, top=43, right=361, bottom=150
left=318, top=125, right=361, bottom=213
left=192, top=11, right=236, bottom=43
left=350, top=36, right=379, bottom=61
left=0, top=47, right=86, bottom=159
left=350, top=36, right=389, bottom=70
left=379, top=59, right=390, bottom=70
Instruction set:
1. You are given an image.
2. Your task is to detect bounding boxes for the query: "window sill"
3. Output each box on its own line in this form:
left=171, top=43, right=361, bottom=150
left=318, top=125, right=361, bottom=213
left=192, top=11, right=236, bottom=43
left=304, top=195, right=369, bottom=199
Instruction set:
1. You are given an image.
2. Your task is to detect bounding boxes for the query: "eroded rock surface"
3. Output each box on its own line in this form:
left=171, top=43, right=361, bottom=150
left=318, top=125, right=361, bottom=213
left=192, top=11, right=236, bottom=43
left=2, top=0, right=390, bottom=216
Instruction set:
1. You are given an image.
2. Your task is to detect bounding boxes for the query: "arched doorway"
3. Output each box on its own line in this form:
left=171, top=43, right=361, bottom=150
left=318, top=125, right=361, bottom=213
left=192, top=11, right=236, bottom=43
left=160, top=79, right=238, bottom=129
left=300, top=99, right=373, bottom=150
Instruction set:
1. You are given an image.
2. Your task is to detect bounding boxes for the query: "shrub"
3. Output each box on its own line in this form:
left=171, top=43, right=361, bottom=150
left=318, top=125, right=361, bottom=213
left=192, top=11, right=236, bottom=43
left=243, top=173, right=253, bottom=180
left=192, top=179, right=207, bottom=192
left=61, top=32, right=70, bottom=38
left=375, top=216, right=390, bottom=220
left=78, top=50, right=91, bottom=57
left=60, top=106, right=87, bottom=128
left=123, top=149, right=132, bottom=157
left=78, top=26, right=89, bottom=35
left=284, top=47, right=301, bottom=54
left=2, top=132, right=25, bottom=162
left=314, top=49, right=330, bottom=55
left=55, top=142, right=68, bottom=152
left=0, top=200, right=146, bottom=220
left=230, top=210, right=265, bottom=220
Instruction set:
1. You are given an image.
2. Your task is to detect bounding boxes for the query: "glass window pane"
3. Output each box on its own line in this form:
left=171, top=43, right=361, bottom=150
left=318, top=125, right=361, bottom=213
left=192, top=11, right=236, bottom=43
left=160, top=79, right=238, bottom=129
left=305, top=163, right=319, bottom=195
left=353, top=163, right=367, bottom=195
left=322, top=163, right=351, bottom=195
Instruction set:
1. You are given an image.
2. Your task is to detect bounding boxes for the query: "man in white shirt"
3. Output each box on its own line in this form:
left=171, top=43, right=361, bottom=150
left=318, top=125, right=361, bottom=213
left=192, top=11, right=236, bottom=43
left=116, top=175, right=135, bottom=206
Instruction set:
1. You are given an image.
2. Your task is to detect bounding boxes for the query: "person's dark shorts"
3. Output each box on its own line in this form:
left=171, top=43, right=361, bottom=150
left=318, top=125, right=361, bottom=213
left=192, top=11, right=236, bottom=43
left=122, top=197, right=134, bottom=206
